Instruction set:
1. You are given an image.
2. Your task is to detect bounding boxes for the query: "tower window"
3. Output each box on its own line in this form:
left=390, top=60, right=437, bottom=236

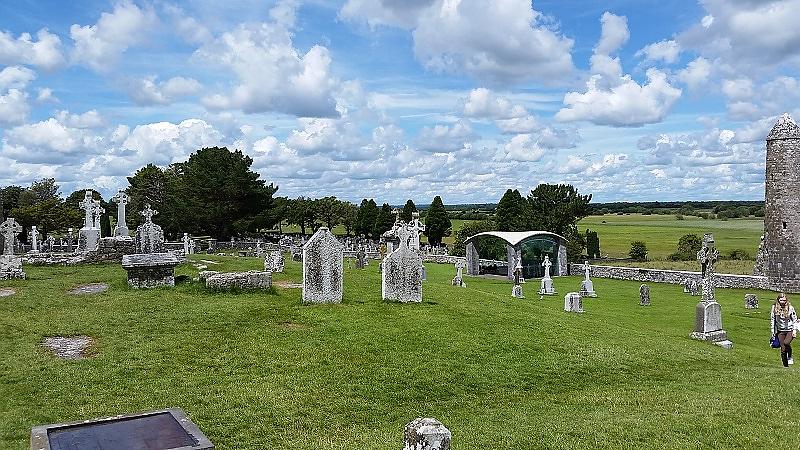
left=784, top=222, right=788, bottom=230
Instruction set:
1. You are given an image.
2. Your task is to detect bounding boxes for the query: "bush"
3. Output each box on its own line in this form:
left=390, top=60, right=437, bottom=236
left=675, top=214, right=684, bottom=220
left=677, top=234, right=702, bottom=255
left=728, top=249, right=751, bottom=260
left=667, top=252, right=694, bottom=261
left=629, top=241, right=648, bottom=261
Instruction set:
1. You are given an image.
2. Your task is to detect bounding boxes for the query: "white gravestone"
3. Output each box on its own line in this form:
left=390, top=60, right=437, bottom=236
left=408, top=213, right=425, bottom=251
left=580, top=260, right=596, bottom=297
left=134, top=204, right=165, bottom=254
left=0, top=218, right=25, bottom=279
left=92, top=201, right=104, bottom=230
left=78, top=191, right=100, bottom=252
left=512, top=261, right=524, bottom=298
left=183, top=233, right=190, bottom=255
left=404, top=418, right=451, bottom=450
left=302, top=227, right=344, bottom=304
left=452, top=260, right=467, bottom=287
left=30, top=226, right=39, bottom=253
left=382, top=239, right=423, bottom=303
left=539, top=255, right=556, bottom=295
left=564, top=292, right=583, bottom=313
left=111, top=190, right=130, bottom=236
left=690, top=233, right=732, bottom=349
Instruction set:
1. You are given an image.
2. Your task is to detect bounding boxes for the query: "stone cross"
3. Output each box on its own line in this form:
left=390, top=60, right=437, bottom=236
left=79, top=191, right=94, bottom=229
left=455, top=260, right=467, bottom=278
left=408, top=214, right=425, bottom=251
left=111, top=190, right=130, bottom=236
left=183, top=233, right=190, bottom=254
left=542, top=255, right=553, bottom=280
left=92, top=202, right=104, bottom=230
left=188, top=239, right=196, bottom=254
left=583, top=260, right=591, bottom=281
left=67, top=228, right=74, bottom=252
left=141, top=204, right=157, bottom=223
left=30, top=226, right=39, bottom=252
left=0, top=218, right=22, bottom=255
left=697, top=233, right=719, bottom=303
left=396, top=223, right=412, bottom=249
left=47, top=235, right=54, bottom=251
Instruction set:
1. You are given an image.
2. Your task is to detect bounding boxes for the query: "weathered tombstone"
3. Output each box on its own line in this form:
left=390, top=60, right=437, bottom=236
left=683, top=278, right=692, bottom=293
left=420, top=264, right=427, bottom=281
left=188, top=239, right=196, bottom=255
left=302, top=227, right=344, bottom=304
left=78, top=191, right=100, bottom=252
left=135, top=205, right=165, bottom=253
left=465, top=241, right=479, bottom=276
left=564, top=292, right=583, bottom=313
left=206, top=271, right=272, bottom=290
left=67, top=228, right=74, bottom=252
left=403, top=417, right=451, bottom=450
left=745, top=293, right=759, bottom=309
left=690, top=233, right=733, bottom=349
left=92, top=201, right=104, bottom=230
left=121, top=253, right=179, bottom=288
left=182, top=233, right=190, bottom=255
left=30, top=408, right=214, bottom=450
left=46, top=235, right=55, bottom=252
left=512, top=261, right=524, bottom=298
left=408, top=213, right=425, bottom=251
left=0, top=218, right=25, bottom=280
left=538, top=255, right=556, bottom=295
left=382, top=238, right=423, bottom=303
left=356, top=247, right=366, bottom=269
left=263, top=251, right=273, bottom=272
left=452, top=260, right=467, bottom=287
left=689, top=278, right=699, bottom=296
left=111, top=190, right=130, bottom=236
left=272, top=250, right=284, bottom=273
left=580, top=260, right=596, bottom=297
left=639, top=284, right=650, bottom=306
left=30, top=226, right=39, bottom=253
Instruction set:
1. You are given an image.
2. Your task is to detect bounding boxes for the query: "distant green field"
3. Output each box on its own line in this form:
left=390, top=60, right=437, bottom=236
left=579, top=214, right=763, bottom=260
left=272, top=219, right=476, bottom=245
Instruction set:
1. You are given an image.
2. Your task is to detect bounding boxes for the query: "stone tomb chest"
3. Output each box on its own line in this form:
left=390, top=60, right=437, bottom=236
left=30, top=408, right=214, bottom=450
left=121, top=253, right=180, bottom=288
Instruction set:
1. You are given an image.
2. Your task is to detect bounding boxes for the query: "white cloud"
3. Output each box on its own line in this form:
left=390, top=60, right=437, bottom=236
left=35, top=87, right=58, bottom=103
left=0, top=28, right=65, bottom=70
left=0, top=66, right=36, bottom=90
left=55, top=110, right=105, bottom=129
left=163, top=4, right=212, bottom=45
left=284, top=118, right=368, bottom=160
left=70, top=1, right=158, bottom=71
left=721, top=78, right=754, bottom=101
left=415, top=119, right=475, bottom=152
left=595, top=12, right=629, bottom=55
left=677, top=57, right=712, bottom=90
left=125, top=76, right=202, bottom=105
left=196, top=2, right=338, bottom=118
left=462, top=88, right=526, bottom=119
left=502, top=133, right=547, bottom=162
left=343, top=0, right=575, bottom=85
left=0, top=89, right=30, bottom=125
left=2, top=118, right=101, bottom=163
left=636, top=39, right=681, bottom=64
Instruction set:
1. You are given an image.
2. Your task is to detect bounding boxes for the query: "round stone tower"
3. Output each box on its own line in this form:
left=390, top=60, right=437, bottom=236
left=763, top=113, right=800, bottom=293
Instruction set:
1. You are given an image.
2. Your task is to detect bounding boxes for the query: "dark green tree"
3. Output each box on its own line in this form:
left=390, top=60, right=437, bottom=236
left=400, top=199, right=417, bottom=222
left=424, top=196, right=451, bottom=246
left=356, top=199, right=379, bottom=237
left=286, top=197, right=316, bottom=236
left=668, top=234, right=702, bottom=261
left=629, top=241, right=648, bottom=261
left=585, top=229, right=600, bottom=258
left=340, top=202, right=359, bottom=236
left=315, top=196, right=342, bottom=230
left=450, top=218, right=505, bottom=260
left=527, top=184, right=591, bottom=261
left=374, top=203, right=395, bottom=237
left=0, top=185, right=24, bottom=219
left=495, top=189, right=527, bottom=231
left=125, top=164, right=176, bottom=231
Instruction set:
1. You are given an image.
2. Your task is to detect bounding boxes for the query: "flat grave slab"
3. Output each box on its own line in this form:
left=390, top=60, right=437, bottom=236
left=69, top=283, right=109, bottom=295
left=31, top=408, right=214, bottom=450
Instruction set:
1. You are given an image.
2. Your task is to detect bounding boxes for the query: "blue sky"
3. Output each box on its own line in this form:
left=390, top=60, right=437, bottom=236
left=0, top=0, right=798, bottom=204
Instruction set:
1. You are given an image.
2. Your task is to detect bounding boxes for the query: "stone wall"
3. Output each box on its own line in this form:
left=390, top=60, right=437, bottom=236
left=570, top=263, right=771, bottom=290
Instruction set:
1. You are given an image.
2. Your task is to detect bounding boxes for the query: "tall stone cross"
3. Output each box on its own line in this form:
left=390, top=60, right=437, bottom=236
left=91, top=201, right=104, bottom=230
left=0, top=218, right=22, bottom=255
left=542, top=255, right=553, bottom=280
left=79, top=191, right=94, bottom=229
left=396, top=223, right=412, bottom=249
left=583, top=260, right=591, bottom=281
left=30, top=226, right=39, bottom=251
left=455, top=259, right=467, bottom=278
left=697, top=233, right=719, bottom=303
left=183, top=233, right=190, bottom=254
left=408, top=215, right=425, bottom=250
left=141, top=204, right=157, bottom=223
left=112, top=190, right=130, bottom=236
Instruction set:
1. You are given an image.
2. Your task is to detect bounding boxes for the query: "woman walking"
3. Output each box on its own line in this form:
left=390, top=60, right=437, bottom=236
left=771, top=293, right=797, bottom=367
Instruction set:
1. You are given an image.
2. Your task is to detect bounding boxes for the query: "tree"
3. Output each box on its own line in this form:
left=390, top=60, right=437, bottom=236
left=495, top=189, right=527, bottom=231
left=340, top=202, right=359, bottom=236
left=356, top=199, right=379, bottom=237
left=450, top=218, right=505, bottom=260
left=668, top=234, right=702, bottom=261
left=315, top=196, right=342, bottom=230
left=585, top=229, right=600, bottom=258
left=629, top=241, right=648, bottom=261
left=126, top=164, right=175, bottom=232
left=400, top=199, right=417, bottom=222
left=0, top=185, right=24, bottom=220
left=424, top=196, right=451, bottom=246
left=17, top=178, right=59, bottom=207
left=286, top=197, right=316, bottom=236
left=374, top=203, right=394, bottom=237
left=12, top=179, right=71, bottom=240
left=527, top=184, right=591, bottom=261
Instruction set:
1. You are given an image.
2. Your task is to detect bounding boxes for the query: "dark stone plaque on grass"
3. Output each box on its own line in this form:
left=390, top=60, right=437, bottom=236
left=31, top=408, right=213, bottom=450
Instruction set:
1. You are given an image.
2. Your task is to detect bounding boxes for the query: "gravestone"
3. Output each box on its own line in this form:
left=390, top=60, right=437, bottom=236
left=47, top=235, right=55, bottom=252
left=564, top=292, right=583, bottom=313
left=135, top=205, right=165, bottom=253
left=78, top=191, right=100, bottom=252
left=121, top=253, right=179, bottom=288
left=579, top=260, right=596, bottom=297
left=356, top=247, right=366, bottom=269
left=30, top=226, right=39, bottom=253
left=639, top=284, right=650, bottom=306
left=744, top=293, right=759, bottom=309
left=302, top=227, right=344, bottom=304
left=689, top=279, right=699, bottom=296
left=206, top=271, right=272, bottom=290
left=512, top=261, right=524, bottom=298
left=382, top=239, right=423, bottom=303
left=30, top=408, right=214, bottom=450
left=408, top=213, right=425, bottom=251
left=683, top=277, right=692, bottom=293
left=0, top=218, right=25, bottom=280
left=272, top=250, right=284, bottom=273
left=465, top=241, right=479, bottom=276
left=452, top=260, right=467, bottom=287
left=111, top=190, right=130, bottom=236
left=183, top=233, right=190, bottom=255
left=403, top=417, right=451, bottom=450
left=690, top=233, right=733, bottom=349
left=538, top=255, right=556, bottom=295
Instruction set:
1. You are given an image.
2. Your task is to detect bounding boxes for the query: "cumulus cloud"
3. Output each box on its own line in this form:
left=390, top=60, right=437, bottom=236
left=163, top=4, right=212, bottom=45
left=502, top=134, right=547, bottom=162
left=0, top=28, right=65, bottom=70
left=0, top=66, right=36, bottom=90
left=342, top=0, right=575, bottom=85
left=70, top=1, right=158, bottom=71
left=677, top=57, right=712, bottom=90
left=195, top=2, right=338, bottom=118
left=462, top=88, right=526, bottom=119
left=285, top=118, right=368, bottom=160
left=54, top=110, right=105, bottom=129
left=415, top=119, right=475, bottom=152
left=125, top=76, right=202, bottom=105
left=636, top=39, right=680, bottom=64
left=557, top=12, right=681, bottom=127
left=0, top=89, right=30, bottom=125
left=2, top=118, right=102, bottom=164
left=721, top=76, right=800, bottom=121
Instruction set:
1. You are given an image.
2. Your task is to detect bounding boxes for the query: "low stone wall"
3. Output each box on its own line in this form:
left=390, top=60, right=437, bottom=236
left=421, top=254, right=506, bottom=266
left=571, top=263, right=771, bottom=290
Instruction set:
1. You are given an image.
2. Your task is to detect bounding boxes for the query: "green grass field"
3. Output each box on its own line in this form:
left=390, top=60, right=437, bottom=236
left=1, top=255, right=798, bottom=449
left=273, top=219, right=473, bottom=245
left=578, top=214, right=763, bottom=260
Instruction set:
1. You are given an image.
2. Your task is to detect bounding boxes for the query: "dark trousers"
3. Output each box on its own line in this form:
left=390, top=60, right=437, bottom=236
left=778, top=331, right=794, bottom=366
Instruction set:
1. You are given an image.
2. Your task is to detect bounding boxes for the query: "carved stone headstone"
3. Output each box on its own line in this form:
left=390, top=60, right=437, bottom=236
left=690, top=233, right=733, bottom=349
left=356, top=247, right=366, bottom=269
left=111, top=190, right=130, bottom=236
left=466, top=241, right=479, bottom=276
left=639, top=284, right=650, bottom=306
left=580, top=260, right=596, bottom=297
left=78, top=191, right=100, bottom=252
left=539, top=255, right=556, bottom=295
left=744, top=293, right=759, bottom=309
left=134, top=205, right=165, bottom=254
left=564, top=292, right=583, bottom=313
left=30, top=226, right=39, bottom=253
left=182, top=233, right=190, bottom=255
left=452, top=260, right=467, bottom=287
left=302, top=227, right=344, bottom=304
left=382, top=239, right=423, bottom=303
left=403, top=417, right=451, bottom=450
left=0, top=218, right=25, bottom=279
left=408, top=213, right=425, bottom=251
left=689, top=279, right=699, bottom=296
left=512, top=261, right=524, bottom=298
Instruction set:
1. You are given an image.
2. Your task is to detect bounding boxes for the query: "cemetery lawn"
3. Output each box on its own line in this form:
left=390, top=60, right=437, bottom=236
left=2, top=256, right=798, bottom=449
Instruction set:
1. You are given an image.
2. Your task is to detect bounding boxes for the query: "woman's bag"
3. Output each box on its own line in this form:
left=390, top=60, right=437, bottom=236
left=771, top=335, right=781, bottom=348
